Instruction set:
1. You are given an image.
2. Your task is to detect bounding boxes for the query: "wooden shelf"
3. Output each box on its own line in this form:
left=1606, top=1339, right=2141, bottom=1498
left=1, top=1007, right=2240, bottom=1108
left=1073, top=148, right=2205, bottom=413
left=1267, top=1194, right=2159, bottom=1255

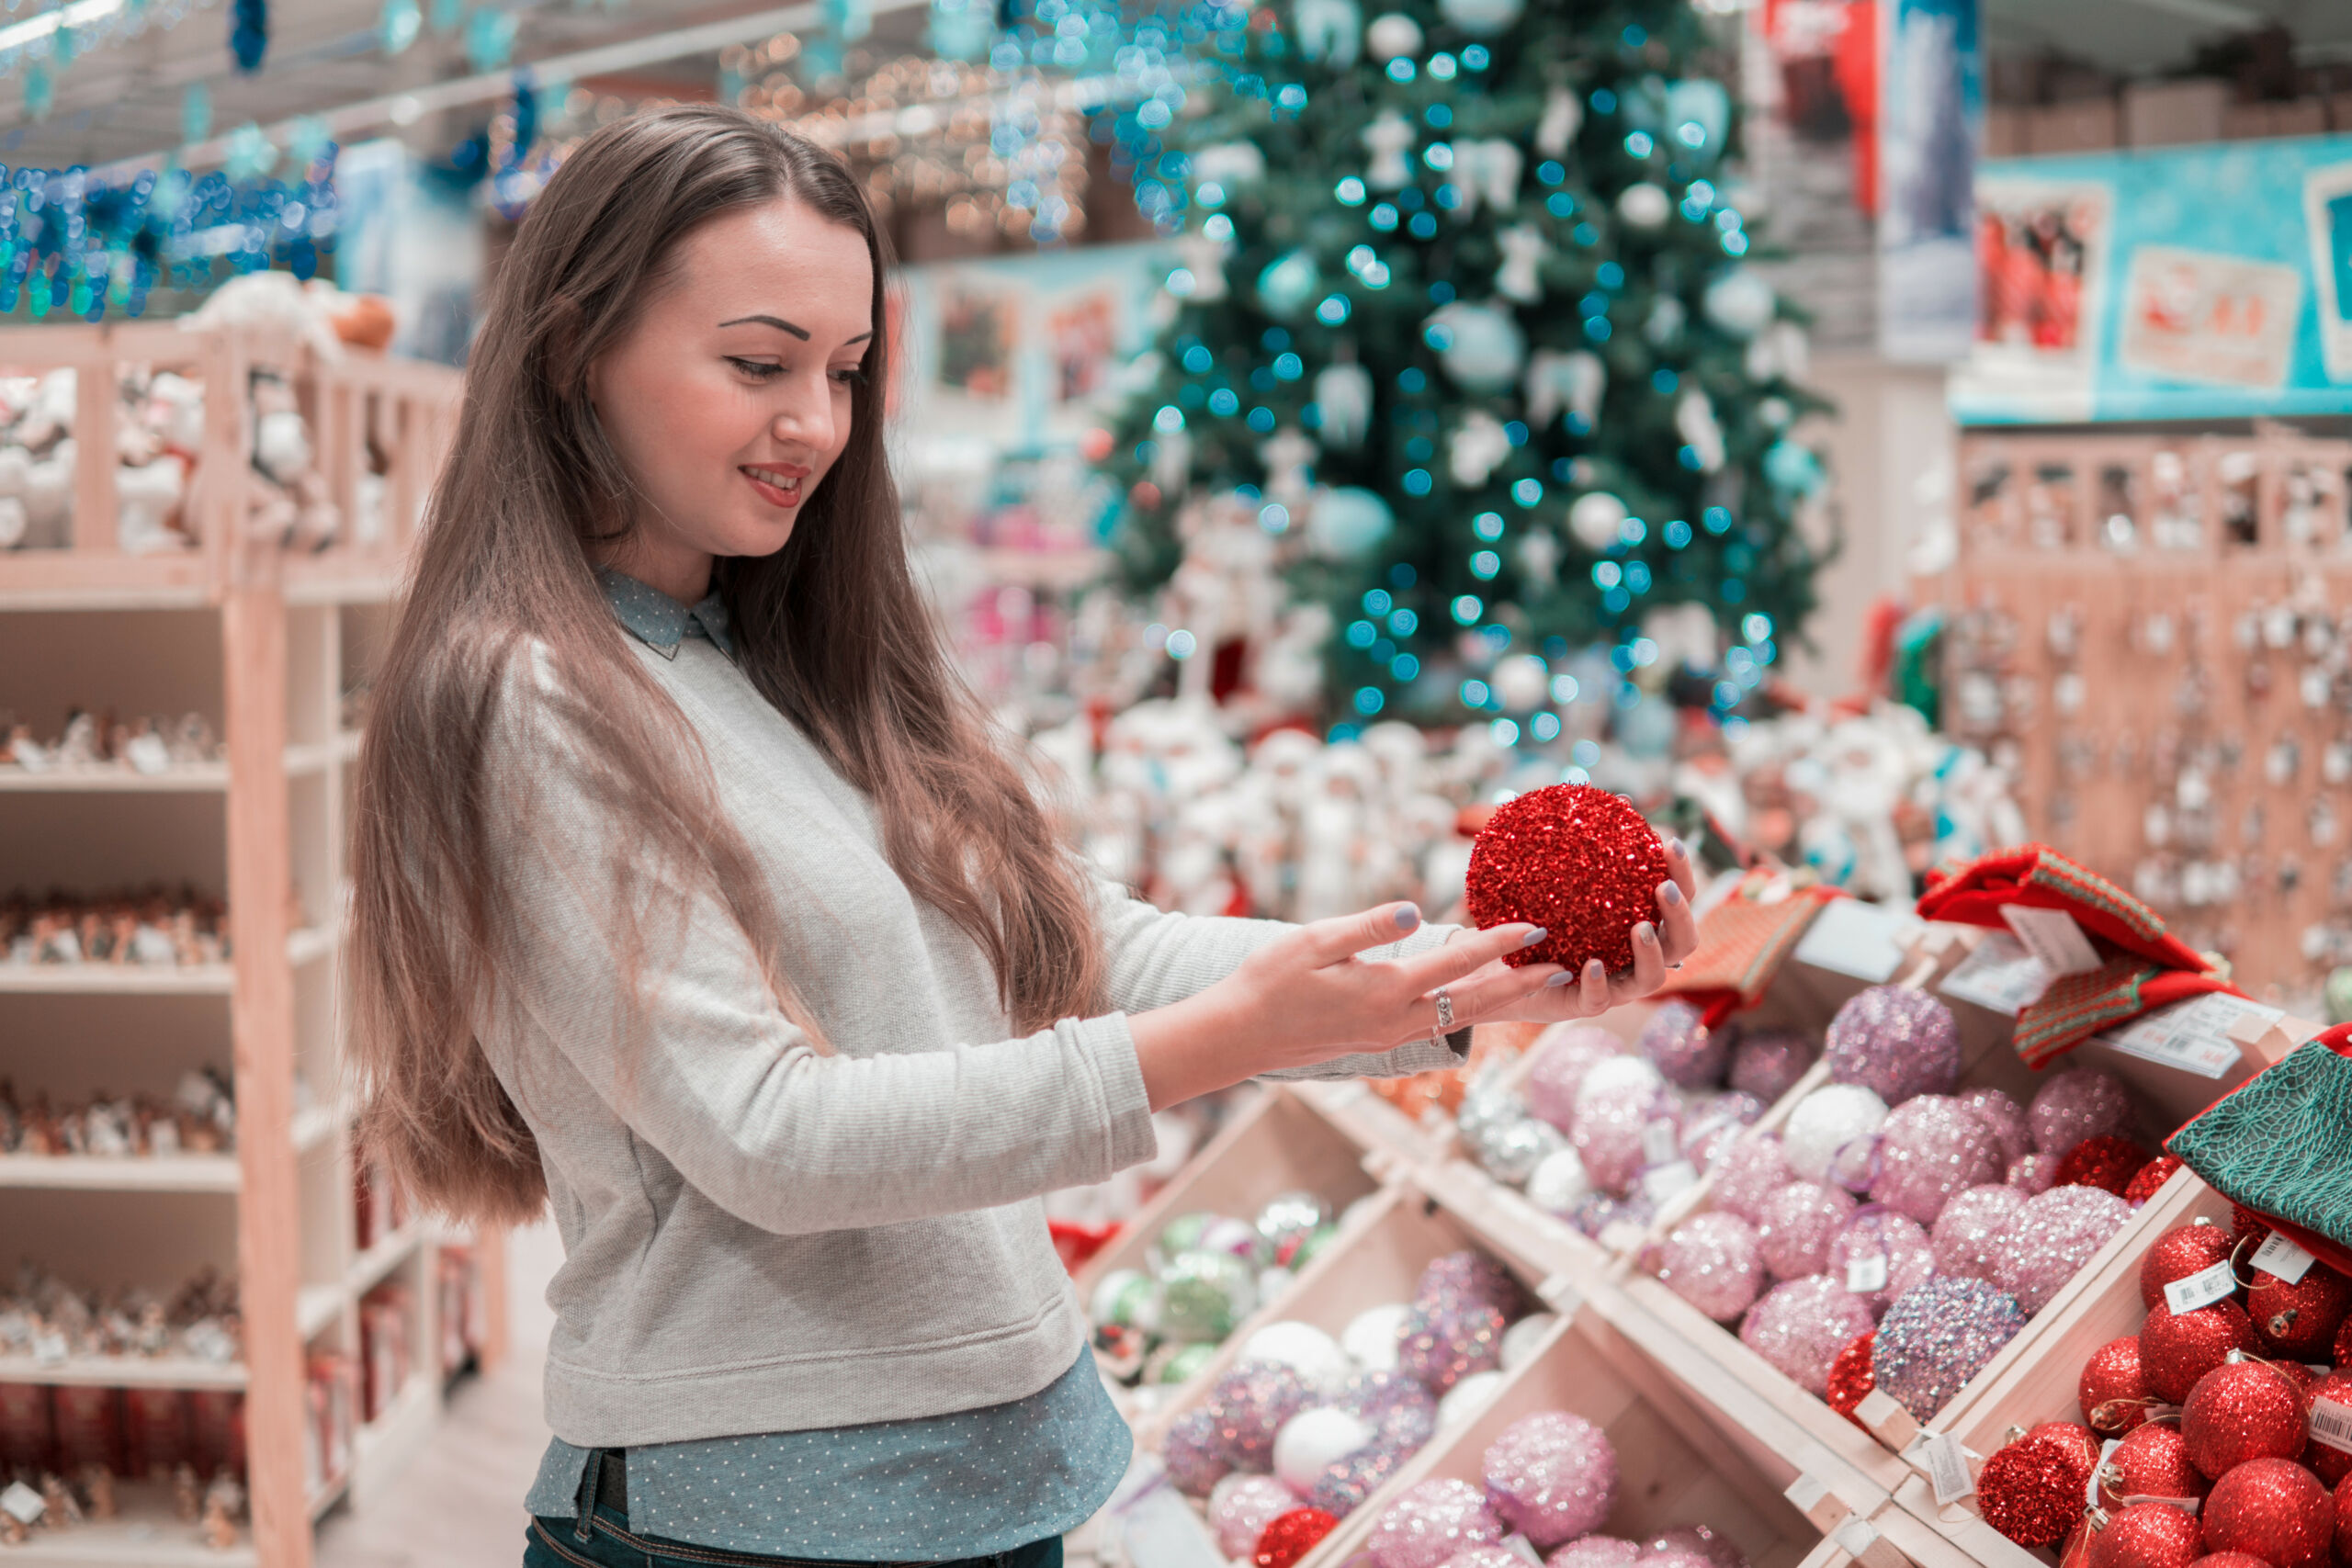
left=286, top=924, right=338, bottom=968
left=0, top=762, right=229, bottom=793
left=0, top=552, right=213, bottom=613
left=0, top=1490, right=257, bottom=1567
left=282, top=732, right=361, bottom=776
left=296, top=1282, right=345, bottom=1341
left=306, top=1471, right=350, bottom=1523
left=0, top=1351, right=246, bottom=1389
left=0, top=1153, right=241, bottom=1192
left=352, top=1372, right=440, bottom=1501
left=0, top=962, right=233, bottom=995
left=291, top=1102, right=340, bottom=1156
left=347, top=1224, right=420, bottom=1298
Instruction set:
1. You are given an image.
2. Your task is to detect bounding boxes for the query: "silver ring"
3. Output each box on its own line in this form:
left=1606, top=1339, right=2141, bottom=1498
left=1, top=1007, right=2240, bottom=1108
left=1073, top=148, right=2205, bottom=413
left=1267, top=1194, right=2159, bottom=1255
left=1434, top=987, right=1455, bottom=1032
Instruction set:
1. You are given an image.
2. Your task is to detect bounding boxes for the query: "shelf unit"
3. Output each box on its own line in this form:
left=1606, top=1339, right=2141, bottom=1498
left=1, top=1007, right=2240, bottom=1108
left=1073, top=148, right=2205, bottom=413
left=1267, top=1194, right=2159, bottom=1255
left=0, top=321, right=502, bottom=1568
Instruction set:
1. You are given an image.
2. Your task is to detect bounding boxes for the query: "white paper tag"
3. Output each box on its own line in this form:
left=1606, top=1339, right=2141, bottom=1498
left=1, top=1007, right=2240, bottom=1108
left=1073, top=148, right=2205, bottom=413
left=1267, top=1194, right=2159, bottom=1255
left=1642, top=1119, right=1680, bottom=1166
left=2311, top=1397, right=2352, bottom=1455
left=1846, top=1251, right=1890, bottom=1293
left=1792, top=898, right=1918, bottom=984
left=1939, top=933, right=2052, bottom=1016
left=1641, top=1159, right=1700, bottom=1203
left=2164, top=1260, right=2240, bottom=1315
left=1832, top=1519, right=1880, bottom=1557
left=2101, top=992, right=2285, bottom=1080
left=0, top=1481, right=42, bottom=1526
left=2251, top=1232, right=2317, bottom=1283
left=1919, top=1430, right=1975, bottom=1506
left=2002, top=905, right=2106, bottom=976
left=1498, top=1536, right=1545, bottom=1566
left=2089, top=1438, right=2120, bottom=1508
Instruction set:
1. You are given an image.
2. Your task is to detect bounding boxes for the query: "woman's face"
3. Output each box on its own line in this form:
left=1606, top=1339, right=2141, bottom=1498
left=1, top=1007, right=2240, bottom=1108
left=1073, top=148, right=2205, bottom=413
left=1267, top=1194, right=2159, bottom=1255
left=589, top=197, right=874, bottom=598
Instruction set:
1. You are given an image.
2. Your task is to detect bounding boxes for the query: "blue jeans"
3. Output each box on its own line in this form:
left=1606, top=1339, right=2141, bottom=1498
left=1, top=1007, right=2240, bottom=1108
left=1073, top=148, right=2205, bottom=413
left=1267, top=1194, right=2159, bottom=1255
left=524, top=1503, right=1065, bottom=1568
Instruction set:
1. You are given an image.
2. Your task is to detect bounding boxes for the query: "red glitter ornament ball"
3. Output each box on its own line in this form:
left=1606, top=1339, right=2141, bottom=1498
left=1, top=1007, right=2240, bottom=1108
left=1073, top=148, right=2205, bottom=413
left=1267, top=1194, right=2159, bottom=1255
left=2098, top=1423, right=2211, bottom=1512
left=2031, top=1421, right=2105, bottom=1475
left=2127, top=1156, right=2186, bottom=1206
left=2303, top=1370, right=2352, bottom=1486
left=2184, top=1360, right=2312, bottom=1480
left=2200, top=1459, right=2334, bottom=1568
left=2333, top=1472, right=2352, bottom=1566
left=1826, top=1331, right=1876, bottom=1431
left=1980, top=1430, right=2100, bottom=1548
left=2054, top=1135, right=2153, bottom=1198
left=2082, top=1337, right=2155, bottom=1437
left=2088, top=1502, right=2204, bottom=1568
left=2142, top=1222, right=2239, bottom=1309
left=2335, top=1312, right=2352, bottom=1370
left=1254, top=1507, right=1340, bottom=1568
left=1464, top=784, right=1668, bottom=975
left=2143, top=1298, right=2263, bottom=1404
left=2251, top=1262, right=2352, bottom=1363
left=2187, top=1557, right=2275, bottom=1568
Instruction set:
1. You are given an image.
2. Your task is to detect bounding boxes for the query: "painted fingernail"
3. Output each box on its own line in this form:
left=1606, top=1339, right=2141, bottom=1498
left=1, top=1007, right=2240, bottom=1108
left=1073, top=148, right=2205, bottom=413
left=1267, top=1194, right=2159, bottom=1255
left=1546, top=971, right=1576, bottom=987
left=1521, top=926, right=1548, bottom=947
left=1661, top=881, right=1685, bottom=907
left=1394, top=904, right=1421, bottom=931
left=1670, top=838, right=1690, bottom=859
left=1637, top=922, right=1658, bottom=945
left=1586, top=959, right=1606, bottom=981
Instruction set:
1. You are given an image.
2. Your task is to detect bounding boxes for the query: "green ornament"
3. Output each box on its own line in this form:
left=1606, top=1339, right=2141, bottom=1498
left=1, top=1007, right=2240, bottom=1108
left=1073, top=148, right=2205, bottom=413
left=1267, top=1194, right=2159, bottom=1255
left=1290, top=1223, right=1342, bottom=1270
left=1157, top=1211, right=1218, bottom=1257
left=1087, top=1268, right=1160, bottom=1331
left=1158, top=1342, right=1220, bottom=1384
left=1157, top=1249, right=1256, bottom=1343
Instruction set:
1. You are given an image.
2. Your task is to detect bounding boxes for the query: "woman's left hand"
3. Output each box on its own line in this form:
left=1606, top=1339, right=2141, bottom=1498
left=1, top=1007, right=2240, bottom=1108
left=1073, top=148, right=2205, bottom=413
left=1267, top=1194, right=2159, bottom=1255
left=1448, top=836, right=1703, bottom=1024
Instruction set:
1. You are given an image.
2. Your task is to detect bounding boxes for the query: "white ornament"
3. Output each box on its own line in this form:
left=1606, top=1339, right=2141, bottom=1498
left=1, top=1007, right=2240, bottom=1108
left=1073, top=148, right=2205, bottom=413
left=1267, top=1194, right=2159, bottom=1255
left=1365, top=11, right=1422, bottom=60
left=1535, top=85, right=1583, bottom=159
left=1273, top=1406, right=1374, bottom=1494
left=1362, top=110, right=1418, bottom=189
left=1175, top=231, right=1230, bottom=303
left=1313, top=363, right=1374, bottom=448
left=1494, top=222, right=1548, bottom=303
left=1704, top=266, right=1779, bottom=338
left=1340, top=1302, right=1410, bottom=1370
left=1493, top=653, right=1552, bottom=710
left=1260, top=427, right=1318, bottom=511
left=1427, top=301, right=1526, bottom=392
left=1453, top=139, right=1522, bottom=216
left=1524, top=349, right=1606, bottom=431
left=1515, top=527, right=1561, bottom=590
left=1437, top=0, right=1523, bottom=35
left=1438, top=1369, right=1507, bottom=1426
left=1645, top=296, right=1686, bottom=347
left=1746, top=320, right=1811, bottom=381
left=1759, top=396, right=1792, bottom=429
left=1782, top=1083, right=1891, bottom=1191
left=1499, top=1312, right=1557, bottom=1371
left=1191, top=141, right=1267, bottom=190
left=1524, top=1145, right=1589, bottom=1213
left=1675, top=389, right=1725, bottom=474
left=1239, top=1321, right=1352, bottom=1398
left=1448, top=412, right=1513, bottom=488
left=1577, top=1054, right=1665, bottom=1108
left=1617, top=182, right=1672, bottom=229
left=1307, top=486, right=1396, bottom=558
left=1150, top=427, right=1193, bottom=494
left=1567, top=490, right=1631, bottom=553
left=1292, top=0, right=1363, bottom=65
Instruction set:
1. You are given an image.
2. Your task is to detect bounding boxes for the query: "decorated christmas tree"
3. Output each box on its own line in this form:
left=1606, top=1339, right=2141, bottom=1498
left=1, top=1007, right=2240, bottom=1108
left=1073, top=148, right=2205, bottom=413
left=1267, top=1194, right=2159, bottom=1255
left=1099, top=0, right=1830, bottom=730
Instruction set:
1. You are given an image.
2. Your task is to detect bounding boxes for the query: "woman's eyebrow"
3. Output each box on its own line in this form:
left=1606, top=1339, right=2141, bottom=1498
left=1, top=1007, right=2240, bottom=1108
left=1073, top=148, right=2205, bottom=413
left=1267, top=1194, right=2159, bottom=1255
left=717, top=314, right=875, bottom=347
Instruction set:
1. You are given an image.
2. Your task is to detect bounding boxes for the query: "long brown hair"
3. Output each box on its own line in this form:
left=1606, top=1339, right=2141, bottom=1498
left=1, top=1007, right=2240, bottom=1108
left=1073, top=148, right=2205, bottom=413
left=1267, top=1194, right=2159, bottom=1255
left=349, top=106, right=1107, bottom=1224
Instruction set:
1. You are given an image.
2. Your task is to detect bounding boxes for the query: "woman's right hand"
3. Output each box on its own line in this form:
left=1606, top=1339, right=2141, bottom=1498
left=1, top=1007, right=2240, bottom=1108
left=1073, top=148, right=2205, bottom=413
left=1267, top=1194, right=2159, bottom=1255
left=1127, top=904, right=1561, bottom=1111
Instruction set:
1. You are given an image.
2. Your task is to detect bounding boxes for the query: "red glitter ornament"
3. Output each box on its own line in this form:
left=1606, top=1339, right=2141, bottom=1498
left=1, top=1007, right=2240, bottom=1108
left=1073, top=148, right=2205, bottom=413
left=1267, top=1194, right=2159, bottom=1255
left=2251, top=1262, right=2352, bottom=1363
left=1980, top=1430, right=2101, bottom=1548
left=1826, top=1331, right=1876, bottom=1431
left=1254, top=1507, right=1340, bottom=1568
left=2143, top=1298, right=2263, bottom=1404
left=1464, top=784, right=1669, bottom=975
left=2333, top=1472, right=2351, bottom=1566
left=2335, top=1313, right=2352, bottom=1370
left=2184, top=1360, right=2311, bottom=1479
left=2142, top=1222, right=2239, bottom=1309
left=2032, top=1421, right=2105, bottom=1475
left=2098, top=1424, right=2211, bottom=1513
left=2187, top=1557, right=2275, bottom=1568
left=2302, top=1370, right=2352, bottom=1486
left=2087, top=1501, right=2204, bottom=1568
left=2055, top=1135, right=2153, bottom=1198
left=2200, top=1459, right=2334, bottom=1568
left=2082, top=1337, right=2157, bottom=1437
left=2127, top=1155, right=2186, bottom=1205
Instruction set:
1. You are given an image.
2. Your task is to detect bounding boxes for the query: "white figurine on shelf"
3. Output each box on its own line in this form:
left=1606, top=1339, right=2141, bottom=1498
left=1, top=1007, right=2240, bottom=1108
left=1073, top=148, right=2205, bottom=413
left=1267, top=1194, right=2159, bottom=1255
left=1448, top=412, right=1513, bottom=488
left=1524, top=350, right=1606, bottom=432
left=1259, top=426, right=1317, bottom=513
left=1535, top=83, right=1583, bottom=158
left=1312, top=362, right=1374, bottom=449
left=1453, top=140, right=1522, bottom=216
left=1494, top=223, right=1549, bottom=304
left=1361, top=110, right=1418, bottom=189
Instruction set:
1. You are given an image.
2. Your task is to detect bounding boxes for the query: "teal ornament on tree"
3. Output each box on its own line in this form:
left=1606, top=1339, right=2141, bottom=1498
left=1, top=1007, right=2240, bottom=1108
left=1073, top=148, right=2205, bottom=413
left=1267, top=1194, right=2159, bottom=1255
left=1703, top=267, right=1778, bottom=338
left=1427, top=302, right=1526, bottom=393
left=1291, top=0, right=1363, bottom=66
left=465, top=6, right=518, bottom=71
left=1667, top=79, right=1733, bottom=159
left=1436, top=0, right=1523, bottom=36
left=379, top=0, right=422, bottom=53
left=927, top=0, right=995, bottom=61
left=1258, top=250, right=1324, bottom=320
left=1308, top=487, right=1396, bottom=558
left=1765, top=441, right=1826, bottom=496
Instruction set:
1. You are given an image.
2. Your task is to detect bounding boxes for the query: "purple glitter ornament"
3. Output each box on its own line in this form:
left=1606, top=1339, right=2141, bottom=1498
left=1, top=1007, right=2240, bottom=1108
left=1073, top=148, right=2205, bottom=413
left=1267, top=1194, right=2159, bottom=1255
left=1566, top=1191, right=1657, bottom=1239
left=1639, top=1000, right=1730, bottom=1089
left=1163, top=1406, right=1236, bottom=1495
left=1931, top=1183, right=2027, bottom=1281
left=1710, top=1136, right=1796, bottom=1224
left=1870, top=1095, right=2005, bottom=1225
left=1204, top=1362, right=1313, bottom=1470
left=1825, top=987, right=1961, bottom=1105
left=1992, top=1184, right=2132, bottom=1314
left=1826, top=1209, right=1936, bottom=1317
left=1549, top=1538, right=1642, bottom=1568
left=1645, top=1527, right=1749, bottom=1568
left=1574, top=1085, right=1680, bottom=1195
left=1955, top=1087, right=2031, bottom=1167
left=1873, top=1276, right=2029, bottom=1420
left=2027, top=1068, right=2138, bottom=1156
left=2007, top=1153, right=2058, bottom=1194
left=1781, top=1084, right=1891, bottom=1192
left=1209, top=1473, right=1298, bottom=1557
left=1681, top=1091, right=1767, bottom=1170
left=1417, top=1251, right=1530, bottom=1320
left=1730, top=1028, right=1815, bottom=1103
left=1739, top=1277, right=1876, bottom=1395
left=1525, top=1024, right=1626, bottom=1133
left=1654, top=1212, right=1766, bottom=1323
left=1308, top=1438, right=1416, bottom=1518
left=1398, top=1299, right=1507, bottom=1393
left=1482, top=1411, right=1620, bottom=1549
left=1368, top=1477, right=1507, bottom=1568
left=1757, top=1182, right=1859, bottom=1281
left=1343, top=1369, right=1440, bottom=1425
left=1640, top=1552, right=1712, bottom=1568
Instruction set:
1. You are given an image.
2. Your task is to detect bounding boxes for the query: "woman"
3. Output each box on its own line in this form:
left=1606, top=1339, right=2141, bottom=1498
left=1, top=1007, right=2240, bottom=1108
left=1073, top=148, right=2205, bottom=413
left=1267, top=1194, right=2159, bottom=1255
left=348, top=105, right=1698, bottom=1568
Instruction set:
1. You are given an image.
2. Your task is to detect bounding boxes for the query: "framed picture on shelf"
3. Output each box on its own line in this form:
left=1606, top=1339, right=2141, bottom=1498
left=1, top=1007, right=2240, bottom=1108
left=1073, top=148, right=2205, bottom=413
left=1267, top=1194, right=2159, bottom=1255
left=2303, top=158, right=2352, bottom=384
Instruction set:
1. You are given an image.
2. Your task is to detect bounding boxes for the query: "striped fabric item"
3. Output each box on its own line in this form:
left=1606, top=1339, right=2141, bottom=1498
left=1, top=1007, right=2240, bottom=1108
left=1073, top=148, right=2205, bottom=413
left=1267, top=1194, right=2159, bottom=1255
left=1657, top=874, right=1844, bottom=1028
left=1918, top=843, right=2212, bottom=976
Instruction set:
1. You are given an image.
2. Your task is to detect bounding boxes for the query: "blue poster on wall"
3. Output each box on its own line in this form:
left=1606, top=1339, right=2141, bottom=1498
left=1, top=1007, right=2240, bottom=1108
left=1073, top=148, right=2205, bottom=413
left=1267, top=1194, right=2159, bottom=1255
left=1879, top=0, right=1982, bottom=363
left=1952, top=134, right=2352, bottom=423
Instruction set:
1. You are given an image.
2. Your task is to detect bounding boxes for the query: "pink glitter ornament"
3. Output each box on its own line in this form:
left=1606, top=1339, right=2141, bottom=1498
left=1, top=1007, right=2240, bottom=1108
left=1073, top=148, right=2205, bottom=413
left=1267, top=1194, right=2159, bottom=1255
left=1344, top=1370, right=1440, bottom=1425
left=1645, top=1526, right=1749, bottom=1568
left=1482, top=1411, right=1620, bottom=1548
left=1549, top=1539, right=1642, bottom=1568
left=1308, top=1440, right=1416, bottom=1518
left=1710, top=1136, right=1796, bottom=1224
left=2027, top=1068, right=2138, bottom=1156
left=1872, top=1276, right=2028, bottom=1420
left=1164, top=1406, right=1236, bottom=1495
left=2007, top=1153, right=2058, bottom=1194
left=1575, top=1085, right=1679, bottom=1195
left=1567, top=1191, right=1656, bottom=1239
left=1398, top=1299, right=1507, bottom=1393
left=1730, top=1028, right=1815, bottom=1102
left=1782, top=1084, right=1890, bottom=1191
left=1205, top=1363, right=1315, bottom=1470
left=1447, top=1551, right=1530, bottom=1568
left=1210, top=1474, right=1301, bottom=1558
left=1368, top=1478, right=1507, bottom=1568
left=1639, top=1000, right=1729, bottom=1089
left=1739, top=1276, right=1876, bottom=1395
left=1640, top=1552, right=1712, bottom=1568
left=1827, top=1210, right=1936, bottom=1318
left=1526, top=1026, right=1625, bottom=1133
left=1825, top=987, right=1961, bottom=1104
left=1655, top=1212, right=1766, bottom=1323
left=1871, top=1095, right=2004, bottom=1225
left=1994, top=1184, right=2132, bottom=1313
left=1757, top=1182, right=1859, bottom=1280
left=1681, top=1092, right=1767, bottom=1170
left=1417, top=1251, right=1532, bottom=1321
left=1956, top=1087, right=2032, bottom=1167
left=1932, top=1183, right=2029, bottom=1281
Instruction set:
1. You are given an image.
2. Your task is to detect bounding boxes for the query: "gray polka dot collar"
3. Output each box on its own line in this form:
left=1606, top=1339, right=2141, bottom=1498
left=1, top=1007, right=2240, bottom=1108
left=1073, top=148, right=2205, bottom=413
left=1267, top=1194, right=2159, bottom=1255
left=596, top=568, right=734, bottom=659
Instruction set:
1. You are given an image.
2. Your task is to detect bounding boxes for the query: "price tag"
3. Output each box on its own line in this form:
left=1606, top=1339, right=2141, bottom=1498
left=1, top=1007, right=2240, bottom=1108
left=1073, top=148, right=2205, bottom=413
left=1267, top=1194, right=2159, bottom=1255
left=2164, top=1260, right=2240, bottom=1315
left=1792, top=898, right=1919, bottom=984
left=2002, top=905, right=2106, bottom=976
left=1846, top=1251, right=1890, bottom=1293
left=1642, top=1120, right=1681, bottom=1166
left=1498, top=1536, right=1545, bottom=1566
left=1939, top=933, right=2052, bottom=1016
left=2311, top=1397, right=2352, bottom=1456
left=0, top=1482, right=43, bottom=1526
left=2251, top=1232, right=2317, bottom=1283
left=2088, top=1438, right=2120, bottom=1509
left=1918, top=1430, right=1976, bottom=1506
left=2101, top=993, right=2285, bottom=1080
left=1641, top=1159, right=1700, bottom=1203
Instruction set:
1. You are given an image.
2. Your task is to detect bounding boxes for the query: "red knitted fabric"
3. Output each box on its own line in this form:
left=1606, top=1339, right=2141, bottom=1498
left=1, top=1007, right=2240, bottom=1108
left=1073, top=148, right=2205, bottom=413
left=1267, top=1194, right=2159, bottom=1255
left=1656, top=874, right=1843, bottom=1028
left=1918, top=844, right=2212, bottom=974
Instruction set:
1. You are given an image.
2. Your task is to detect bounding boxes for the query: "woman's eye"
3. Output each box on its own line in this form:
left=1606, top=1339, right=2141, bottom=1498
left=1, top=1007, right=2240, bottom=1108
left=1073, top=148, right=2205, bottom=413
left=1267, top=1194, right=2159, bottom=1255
left=831, top=367, right=869, bottom=388
left=727, top=358, right=785, bottom=380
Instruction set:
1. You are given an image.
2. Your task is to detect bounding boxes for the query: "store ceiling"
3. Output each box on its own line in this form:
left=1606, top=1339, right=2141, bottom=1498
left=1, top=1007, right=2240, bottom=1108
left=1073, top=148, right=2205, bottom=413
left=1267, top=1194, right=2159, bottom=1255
left=1983, top=0, right=2352, bottom=78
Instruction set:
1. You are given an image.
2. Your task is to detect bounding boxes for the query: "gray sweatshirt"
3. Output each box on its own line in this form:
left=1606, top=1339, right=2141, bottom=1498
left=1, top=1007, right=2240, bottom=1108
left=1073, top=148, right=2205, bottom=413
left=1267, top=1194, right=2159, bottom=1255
left=478, top=635, right=1464, bottom=1447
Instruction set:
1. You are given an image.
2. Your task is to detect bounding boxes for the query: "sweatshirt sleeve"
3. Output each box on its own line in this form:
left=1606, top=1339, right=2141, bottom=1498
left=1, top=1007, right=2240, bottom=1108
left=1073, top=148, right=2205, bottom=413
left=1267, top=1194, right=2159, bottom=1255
left=475, top=650, right=1158, bottom=1237
left=1094, top=879, right=1472, bottom=1079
